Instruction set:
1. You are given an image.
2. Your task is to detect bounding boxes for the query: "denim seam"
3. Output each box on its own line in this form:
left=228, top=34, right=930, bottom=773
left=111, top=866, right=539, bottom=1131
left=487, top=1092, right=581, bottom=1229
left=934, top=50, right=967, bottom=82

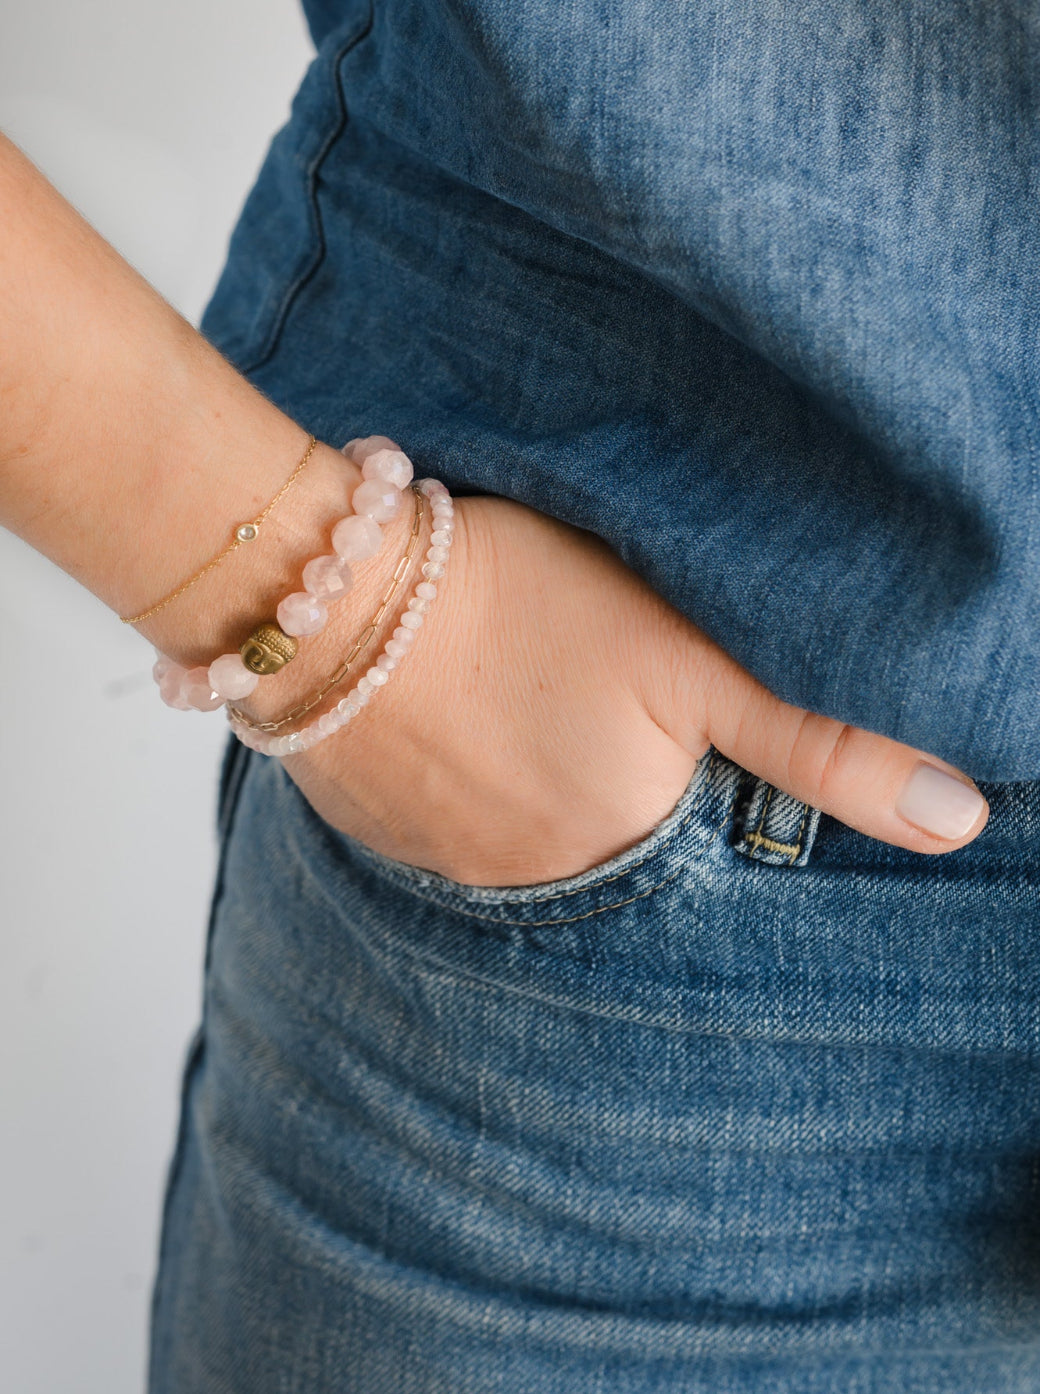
left=352, top=795, right=733, bottom=928
left=742, top=830, right=803, bottom=860
left=346, top=750, right=720, bottom=919
left=736, top=779, right=814, bottom=865
left=236, top=9, right=375, bottom=378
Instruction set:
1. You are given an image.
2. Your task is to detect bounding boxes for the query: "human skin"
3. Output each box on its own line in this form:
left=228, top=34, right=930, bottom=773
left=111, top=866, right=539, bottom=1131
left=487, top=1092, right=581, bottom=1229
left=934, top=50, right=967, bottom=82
left=0, top=132, right=988, bottom=884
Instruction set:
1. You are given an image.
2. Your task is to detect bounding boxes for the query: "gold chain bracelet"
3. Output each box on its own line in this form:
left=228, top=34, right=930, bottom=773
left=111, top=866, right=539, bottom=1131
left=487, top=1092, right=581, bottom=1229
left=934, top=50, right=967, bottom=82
left=120, top=433, right=319, bottom=624
left=225, top=482, right=426, bottom=733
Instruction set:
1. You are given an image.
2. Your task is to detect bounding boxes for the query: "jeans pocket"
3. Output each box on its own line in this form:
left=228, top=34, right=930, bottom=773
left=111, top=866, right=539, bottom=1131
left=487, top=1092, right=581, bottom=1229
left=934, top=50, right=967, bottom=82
left=311, top=748, right=722, bottom=927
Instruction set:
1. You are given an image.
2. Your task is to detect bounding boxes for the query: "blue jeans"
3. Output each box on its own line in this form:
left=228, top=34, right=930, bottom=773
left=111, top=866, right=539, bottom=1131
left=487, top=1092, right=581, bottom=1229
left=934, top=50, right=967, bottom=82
left=149, top=739, right=1040, bottom=1390
left=153, top=2, right=1040, bottom=1381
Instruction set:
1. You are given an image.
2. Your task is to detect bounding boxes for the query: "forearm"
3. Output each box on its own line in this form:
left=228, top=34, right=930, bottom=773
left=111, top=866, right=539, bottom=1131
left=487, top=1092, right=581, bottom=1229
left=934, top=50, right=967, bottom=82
left=0, top=131, right=378, bottom=675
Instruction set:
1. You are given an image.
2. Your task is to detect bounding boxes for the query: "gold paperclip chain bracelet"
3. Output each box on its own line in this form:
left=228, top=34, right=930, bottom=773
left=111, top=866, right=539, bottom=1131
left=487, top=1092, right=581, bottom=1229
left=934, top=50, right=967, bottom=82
left=225, top=482, right=426, bottom=733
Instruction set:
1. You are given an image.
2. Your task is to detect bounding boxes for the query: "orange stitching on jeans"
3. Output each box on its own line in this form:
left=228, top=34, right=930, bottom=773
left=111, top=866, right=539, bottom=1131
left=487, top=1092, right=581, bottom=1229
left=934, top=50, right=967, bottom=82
left=742, top=830, right=803, bottom=859
left=790, top=801, right=812, bottom=863
left=749, top=782, right=775, bottom=847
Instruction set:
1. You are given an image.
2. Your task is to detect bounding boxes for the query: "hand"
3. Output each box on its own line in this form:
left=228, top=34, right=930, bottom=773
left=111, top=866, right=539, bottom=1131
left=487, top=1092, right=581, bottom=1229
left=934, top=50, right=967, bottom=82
left=271, top=491, right=988, bottom=888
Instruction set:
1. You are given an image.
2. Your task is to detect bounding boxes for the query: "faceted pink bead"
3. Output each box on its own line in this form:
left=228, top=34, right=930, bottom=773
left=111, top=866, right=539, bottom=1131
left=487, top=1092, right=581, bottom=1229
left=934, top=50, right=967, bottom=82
left=343, top=434, right=399, bottom=463
left=362, top=449, right=413, bottom=489
left=277, top=591, right=328, bottom=637
left=352, top=478, right=402, bottom=523
left=400, top=611, right=424, bottom=630
left=208, top=652, right=259, bottom=700
left=182, top=667, right=225, bottom=712
left=415, top=581, right=437, bottom=600
left=158, top=663, right=192, bottom=710
left=331, top=514, right=383, bottom=563
left=302, top=553, right=354, bottom=601
left=385, top=637, right=409, bottom=660
left=376, top=652, right=397, bottom=672
left=418, top=477, right=446, bottom=497
left=152, top=653, right=175, bottom=683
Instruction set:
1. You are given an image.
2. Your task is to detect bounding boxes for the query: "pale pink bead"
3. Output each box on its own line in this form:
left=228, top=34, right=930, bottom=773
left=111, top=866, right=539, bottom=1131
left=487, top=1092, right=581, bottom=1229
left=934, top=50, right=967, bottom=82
left=331, top=514, right=383, bottom=563
left=366, top=665, right=389, bottom=687
left=158, top=664, right=192, bottom=710
left=385, top=637, right=409, bottom=660
left=376, top=652, right=398, bottom=672
left=432, top=503, right=454, bottom=520
left=352, top=478, right=402, bottom=523
left=353, top=688, right=371, bottom=706
left=415, top=581, right=437, bottom=600
left=400, top=611, right=424, bottom=630
left=337, top=698, right=360, bottom=719
left=208, top=652, right=259, bottom=700
left=152, top=654, right=175, bottom=683
left=302, top=553, right=354, bottom=601
left=356, top=676, right=374, bottom=696
left=345, top=434, right=399, bottom=463
left=362, top=448, right=413, bottom=490
left=430, top=529, right=453, bottom=547
left=408, top=596, right=431, bottom=614
left=277, top=591, right=328, bottom=637
left=392, top=625, right=416, bottom=646
left=182, top=667, right=225, bottom=712
left=317, top=713, right=339, bottom=736
left=427, top=544, right=450, bottom=563
left=418, top=477, right=446, bottom=497
left=421, top=562, right=446, bottom=579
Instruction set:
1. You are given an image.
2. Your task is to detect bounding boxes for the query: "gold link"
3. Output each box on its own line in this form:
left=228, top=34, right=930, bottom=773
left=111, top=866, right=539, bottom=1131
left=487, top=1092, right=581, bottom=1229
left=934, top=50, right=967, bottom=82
left=120, top=433, right=320, bottom=624
left=226, top=483, right=426, bottom=733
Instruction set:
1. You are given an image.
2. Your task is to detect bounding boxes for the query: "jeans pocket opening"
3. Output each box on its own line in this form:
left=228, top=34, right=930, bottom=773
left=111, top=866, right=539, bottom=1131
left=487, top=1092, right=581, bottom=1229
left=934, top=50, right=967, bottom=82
left=327, top=748, right=729, bottom=925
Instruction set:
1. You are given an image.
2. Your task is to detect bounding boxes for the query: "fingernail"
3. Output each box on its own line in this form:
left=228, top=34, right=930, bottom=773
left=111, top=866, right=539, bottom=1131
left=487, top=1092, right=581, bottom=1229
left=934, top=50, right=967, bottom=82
left=895, top=762, right=987, bottom=840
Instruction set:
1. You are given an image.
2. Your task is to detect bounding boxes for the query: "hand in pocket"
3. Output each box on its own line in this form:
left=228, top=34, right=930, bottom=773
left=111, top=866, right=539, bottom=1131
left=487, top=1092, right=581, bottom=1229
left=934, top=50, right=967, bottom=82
left=276, top=493, right=988, bottom=887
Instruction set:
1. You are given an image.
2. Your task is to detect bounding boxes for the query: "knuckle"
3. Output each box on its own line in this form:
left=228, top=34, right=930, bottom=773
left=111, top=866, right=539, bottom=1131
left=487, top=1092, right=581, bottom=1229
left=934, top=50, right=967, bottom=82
left=788, top=715, right=856, bottom=808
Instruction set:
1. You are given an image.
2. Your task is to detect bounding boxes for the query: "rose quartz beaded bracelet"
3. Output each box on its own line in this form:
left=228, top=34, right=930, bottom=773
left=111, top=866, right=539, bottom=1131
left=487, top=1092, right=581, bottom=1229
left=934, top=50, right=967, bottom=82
left=228, top=474, right=453, bottom=757
left=151, top=435, right=450, bottom=719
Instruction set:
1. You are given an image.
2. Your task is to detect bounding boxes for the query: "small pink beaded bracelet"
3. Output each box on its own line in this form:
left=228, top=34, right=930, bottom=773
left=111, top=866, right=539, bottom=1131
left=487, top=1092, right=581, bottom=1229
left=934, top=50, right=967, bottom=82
left=227, top=474, right=454, bottom=757
left=151, top=435, right=423, bottom=711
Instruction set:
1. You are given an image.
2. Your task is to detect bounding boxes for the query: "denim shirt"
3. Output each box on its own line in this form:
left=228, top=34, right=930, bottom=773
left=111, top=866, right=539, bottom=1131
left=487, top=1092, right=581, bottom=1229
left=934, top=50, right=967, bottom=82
left=200, top=0, right=1040, bottom=780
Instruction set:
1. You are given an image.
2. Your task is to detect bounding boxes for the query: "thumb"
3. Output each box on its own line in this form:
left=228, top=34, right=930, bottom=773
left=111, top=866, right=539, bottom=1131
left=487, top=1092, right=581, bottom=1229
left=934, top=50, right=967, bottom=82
left=645, top=627, right=989, bottom=854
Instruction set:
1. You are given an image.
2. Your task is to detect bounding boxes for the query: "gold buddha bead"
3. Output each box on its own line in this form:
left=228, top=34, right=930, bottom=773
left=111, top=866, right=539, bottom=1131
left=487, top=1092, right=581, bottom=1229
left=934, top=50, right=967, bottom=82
left=240, top=622, right=299, bottom=675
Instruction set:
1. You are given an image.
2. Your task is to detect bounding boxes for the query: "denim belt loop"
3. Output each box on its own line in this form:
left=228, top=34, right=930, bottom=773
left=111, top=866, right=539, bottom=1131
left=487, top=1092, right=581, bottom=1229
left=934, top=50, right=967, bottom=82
left=730, top=771, right=822, bottom=868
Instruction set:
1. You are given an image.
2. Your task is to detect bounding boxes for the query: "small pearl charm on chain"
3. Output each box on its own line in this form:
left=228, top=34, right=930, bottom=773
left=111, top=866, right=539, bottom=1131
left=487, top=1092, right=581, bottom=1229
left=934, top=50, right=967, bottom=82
left=152, top=435, right=418, bottom=711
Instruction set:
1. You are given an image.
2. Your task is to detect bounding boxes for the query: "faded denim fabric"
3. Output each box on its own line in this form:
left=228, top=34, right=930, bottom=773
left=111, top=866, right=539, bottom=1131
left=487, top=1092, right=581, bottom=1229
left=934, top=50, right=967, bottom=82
left=201, top=0, right=1040, bottom=780
left=149, top=741, right=1040, bottom=1390
left=151, top=3, right=1040, bottom=1387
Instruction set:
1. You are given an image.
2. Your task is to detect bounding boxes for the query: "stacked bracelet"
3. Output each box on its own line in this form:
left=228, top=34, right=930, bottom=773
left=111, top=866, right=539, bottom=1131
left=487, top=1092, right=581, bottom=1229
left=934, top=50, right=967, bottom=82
left=152, top=436, right=418, bottom=711
left=121, top=433, right=320, bottom=625
left=146, top=432, right=456, bottom=761
left=227, top=475, right=454, bottom=758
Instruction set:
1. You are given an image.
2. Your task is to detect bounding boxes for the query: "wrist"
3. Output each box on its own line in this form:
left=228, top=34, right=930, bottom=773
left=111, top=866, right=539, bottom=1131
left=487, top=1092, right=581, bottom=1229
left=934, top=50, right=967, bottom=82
left=226, top=473, right=426, bottom=728
left=136, top=437, right=365, bottom=669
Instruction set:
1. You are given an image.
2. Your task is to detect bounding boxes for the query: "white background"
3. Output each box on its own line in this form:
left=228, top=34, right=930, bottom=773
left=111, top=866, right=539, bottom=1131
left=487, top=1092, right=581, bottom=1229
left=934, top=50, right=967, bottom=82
left=0, top=4, right=314, bottom=1389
